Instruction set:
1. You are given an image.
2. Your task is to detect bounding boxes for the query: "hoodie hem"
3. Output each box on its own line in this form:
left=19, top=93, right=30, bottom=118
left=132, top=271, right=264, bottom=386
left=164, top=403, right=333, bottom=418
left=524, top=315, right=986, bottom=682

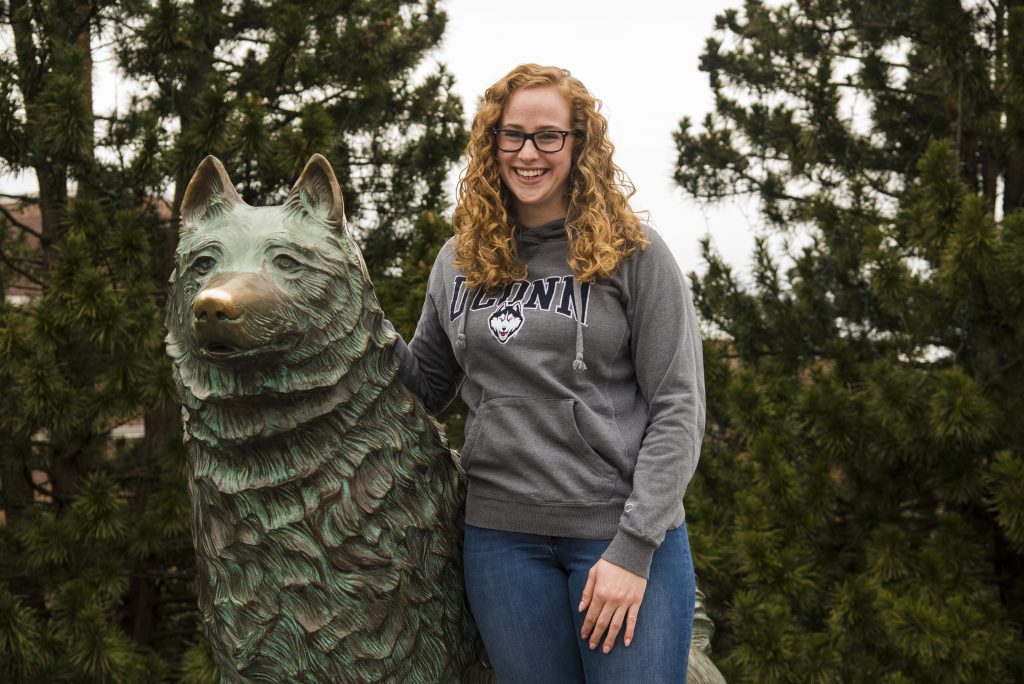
left=465, top=491, right=625, bottom=539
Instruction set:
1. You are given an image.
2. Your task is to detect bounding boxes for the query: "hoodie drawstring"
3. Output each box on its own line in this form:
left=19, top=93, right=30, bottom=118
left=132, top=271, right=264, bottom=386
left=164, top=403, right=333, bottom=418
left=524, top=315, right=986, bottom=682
left=455, top=303, right=467, bottom=350
left=572, top=277, right=587, bottom=372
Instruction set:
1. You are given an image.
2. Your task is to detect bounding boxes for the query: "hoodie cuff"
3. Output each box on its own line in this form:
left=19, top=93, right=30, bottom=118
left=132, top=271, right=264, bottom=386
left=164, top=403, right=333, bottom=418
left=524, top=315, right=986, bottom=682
left=388, top=330, right=427, bottom=402
left=601, top=529, right=658, bottom=579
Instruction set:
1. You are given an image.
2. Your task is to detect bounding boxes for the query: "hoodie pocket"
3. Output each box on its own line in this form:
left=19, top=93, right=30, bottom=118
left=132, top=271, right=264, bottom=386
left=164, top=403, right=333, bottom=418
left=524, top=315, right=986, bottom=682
left=462, top=397, right=617, bottom=503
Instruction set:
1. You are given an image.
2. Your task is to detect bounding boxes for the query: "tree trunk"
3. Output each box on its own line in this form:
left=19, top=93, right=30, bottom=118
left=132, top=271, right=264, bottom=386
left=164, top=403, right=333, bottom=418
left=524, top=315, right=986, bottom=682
left=73, top=0, right=97, bottom=198
left=1005, top=4, right=1024, bottom=214
left=127, top=402, right=185, bottom=644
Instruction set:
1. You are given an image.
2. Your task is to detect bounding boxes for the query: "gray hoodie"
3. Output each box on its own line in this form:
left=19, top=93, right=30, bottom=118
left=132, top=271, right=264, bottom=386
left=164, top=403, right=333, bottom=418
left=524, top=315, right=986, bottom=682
left=394, top=219, right=705, bottom=578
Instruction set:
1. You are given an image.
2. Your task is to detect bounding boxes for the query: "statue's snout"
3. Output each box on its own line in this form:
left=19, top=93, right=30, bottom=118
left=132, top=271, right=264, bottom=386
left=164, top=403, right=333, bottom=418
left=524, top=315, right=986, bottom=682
left=193, top=271, right=270, bottom=326
left=192, top=272, right=298, bottom=362
left=194, top=288, right=243, bottom=322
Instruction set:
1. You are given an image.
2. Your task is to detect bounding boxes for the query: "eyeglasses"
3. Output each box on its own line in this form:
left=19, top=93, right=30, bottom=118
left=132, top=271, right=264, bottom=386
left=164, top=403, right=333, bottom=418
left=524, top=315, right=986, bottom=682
left=491, top=129, right=578, bottom=153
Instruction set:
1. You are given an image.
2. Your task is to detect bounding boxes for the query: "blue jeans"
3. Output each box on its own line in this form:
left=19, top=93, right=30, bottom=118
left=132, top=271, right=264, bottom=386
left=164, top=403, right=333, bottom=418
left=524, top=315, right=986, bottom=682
left=463, top=523, right=695, bottom=683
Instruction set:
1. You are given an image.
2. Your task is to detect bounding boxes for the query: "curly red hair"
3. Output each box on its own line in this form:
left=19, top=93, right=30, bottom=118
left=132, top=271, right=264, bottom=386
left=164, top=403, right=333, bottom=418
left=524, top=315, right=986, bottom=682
left=452, top=64, right=648, bottom=290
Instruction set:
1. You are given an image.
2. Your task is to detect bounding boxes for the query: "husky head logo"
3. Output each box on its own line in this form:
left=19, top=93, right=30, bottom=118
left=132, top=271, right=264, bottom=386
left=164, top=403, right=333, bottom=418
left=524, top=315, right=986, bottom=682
left=488, top=301, right=524, bottom=344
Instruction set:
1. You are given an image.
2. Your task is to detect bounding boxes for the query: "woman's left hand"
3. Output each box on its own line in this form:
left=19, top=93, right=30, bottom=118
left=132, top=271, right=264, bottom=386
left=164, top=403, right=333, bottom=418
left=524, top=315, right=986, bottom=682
left=578, top=559, right=648, bottom=653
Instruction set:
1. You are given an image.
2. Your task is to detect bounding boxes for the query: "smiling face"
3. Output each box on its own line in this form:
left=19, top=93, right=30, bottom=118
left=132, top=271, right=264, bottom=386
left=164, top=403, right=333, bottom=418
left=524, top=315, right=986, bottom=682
left=496, top=85, right=575, bottom=228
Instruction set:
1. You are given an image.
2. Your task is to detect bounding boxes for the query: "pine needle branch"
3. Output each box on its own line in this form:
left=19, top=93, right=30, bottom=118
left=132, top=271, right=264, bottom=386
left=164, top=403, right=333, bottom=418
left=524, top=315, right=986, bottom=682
left=0, top=244, right=43, bottom=285
left=0, top=192, right=39, bottom=203
left=26, top=475, right=53, bottom=499
left=0, top=203, right=44, bottom=240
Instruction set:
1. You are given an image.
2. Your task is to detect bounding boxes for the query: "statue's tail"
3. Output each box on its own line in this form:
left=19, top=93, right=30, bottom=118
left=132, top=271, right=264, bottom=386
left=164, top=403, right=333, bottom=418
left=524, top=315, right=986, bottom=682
left=688, top=587, right=727, bottom=684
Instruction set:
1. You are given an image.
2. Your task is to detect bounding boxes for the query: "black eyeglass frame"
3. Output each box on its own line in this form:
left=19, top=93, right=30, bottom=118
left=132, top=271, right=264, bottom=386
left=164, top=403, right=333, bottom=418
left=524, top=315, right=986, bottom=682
left=491, top=128, right=580, bottom=153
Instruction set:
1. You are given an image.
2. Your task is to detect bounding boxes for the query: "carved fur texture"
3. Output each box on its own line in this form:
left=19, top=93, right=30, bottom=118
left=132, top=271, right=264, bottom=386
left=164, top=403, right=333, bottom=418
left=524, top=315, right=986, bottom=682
left=166, top=155, right=490, bottom=683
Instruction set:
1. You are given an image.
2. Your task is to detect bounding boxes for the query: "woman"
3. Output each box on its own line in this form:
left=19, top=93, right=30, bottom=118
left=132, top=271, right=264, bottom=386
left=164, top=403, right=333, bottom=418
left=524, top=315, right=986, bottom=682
left=394, top=64, right=705, bottom=683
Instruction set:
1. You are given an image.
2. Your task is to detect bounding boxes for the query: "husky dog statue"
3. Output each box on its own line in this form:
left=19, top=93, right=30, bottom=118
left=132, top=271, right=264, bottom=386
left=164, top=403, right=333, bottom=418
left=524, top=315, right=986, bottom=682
left=165, top=155, right=489, bottom=682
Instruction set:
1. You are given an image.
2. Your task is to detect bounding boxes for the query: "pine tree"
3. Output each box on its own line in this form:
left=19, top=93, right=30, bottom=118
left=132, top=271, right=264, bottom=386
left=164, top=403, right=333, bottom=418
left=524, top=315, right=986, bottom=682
left=374, top=209, right=468, bottom=447
left=676, top=1, right=1024, bottom=681
left=0, top=0, right=464, bottom=679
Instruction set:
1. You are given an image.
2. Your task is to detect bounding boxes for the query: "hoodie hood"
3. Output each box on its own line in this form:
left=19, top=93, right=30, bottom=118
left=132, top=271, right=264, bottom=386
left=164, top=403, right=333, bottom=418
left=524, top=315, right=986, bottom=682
left=517, top=217, right=568, bottom=244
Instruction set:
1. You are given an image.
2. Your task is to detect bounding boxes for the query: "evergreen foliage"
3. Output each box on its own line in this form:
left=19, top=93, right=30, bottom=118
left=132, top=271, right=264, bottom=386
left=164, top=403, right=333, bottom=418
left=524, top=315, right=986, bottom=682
left=677, top=1, right=1024, bottom=681
left=0, top=0, right=464, bottom=679
left=374, top=208, right=467, bottom=448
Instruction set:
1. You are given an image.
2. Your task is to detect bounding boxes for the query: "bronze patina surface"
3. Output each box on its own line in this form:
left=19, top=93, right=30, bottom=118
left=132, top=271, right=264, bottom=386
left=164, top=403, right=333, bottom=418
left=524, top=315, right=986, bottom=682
left=166, top=155, right=489, bottom=682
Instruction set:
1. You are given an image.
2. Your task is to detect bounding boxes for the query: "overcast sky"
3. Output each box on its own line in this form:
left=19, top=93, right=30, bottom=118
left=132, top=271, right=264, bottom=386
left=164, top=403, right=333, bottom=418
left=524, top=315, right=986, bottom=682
left=0, top=1, right=761, bottom=274
left=436, top=0, right=760, bottom=274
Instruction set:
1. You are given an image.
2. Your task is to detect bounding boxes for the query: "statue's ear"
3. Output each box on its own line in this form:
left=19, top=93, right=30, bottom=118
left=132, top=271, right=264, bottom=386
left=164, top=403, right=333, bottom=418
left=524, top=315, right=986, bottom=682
left=180, top=156, right=242, bottom=226
left=286, top=154, right=345, bottom=227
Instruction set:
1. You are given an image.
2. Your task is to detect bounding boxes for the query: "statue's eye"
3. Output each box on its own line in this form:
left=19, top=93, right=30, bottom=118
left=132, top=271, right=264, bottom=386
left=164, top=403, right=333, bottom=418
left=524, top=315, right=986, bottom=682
left=274, top=254, right=301, bottom=271
left=192, top=256, right=216, bottom=274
